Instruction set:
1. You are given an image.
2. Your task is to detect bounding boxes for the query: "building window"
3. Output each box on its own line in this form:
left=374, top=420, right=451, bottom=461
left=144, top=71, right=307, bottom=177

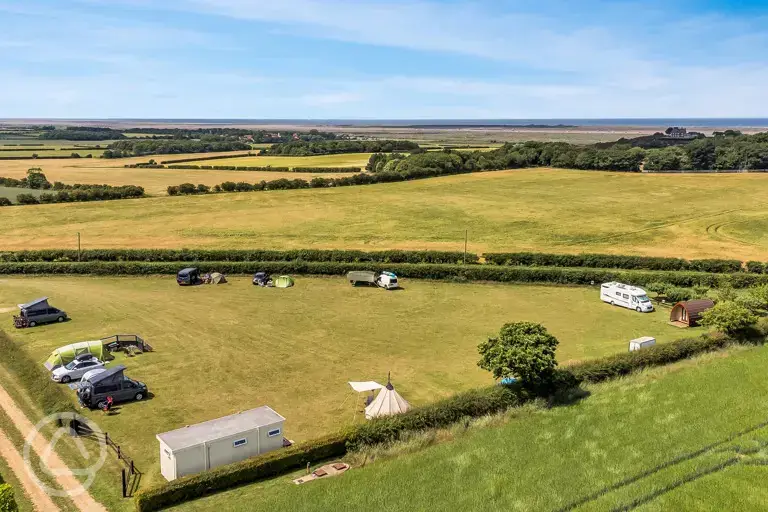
left=268, top=428, right=281, bottom=438
left=233, top=438, right=248, bottom=448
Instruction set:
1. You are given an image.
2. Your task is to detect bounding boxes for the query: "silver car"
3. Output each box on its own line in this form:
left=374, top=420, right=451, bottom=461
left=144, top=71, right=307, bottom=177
left=51, top=356, right=106, bottom=384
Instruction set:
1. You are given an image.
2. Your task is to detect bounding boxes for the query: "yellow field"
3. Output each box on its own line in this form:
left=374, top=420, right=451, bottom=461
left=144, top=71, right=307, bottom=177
left=3, top=168, right=768, bottom=260
left=0, top=153, right=358, bottom=195
left=179, top=153, right=372, bottom=168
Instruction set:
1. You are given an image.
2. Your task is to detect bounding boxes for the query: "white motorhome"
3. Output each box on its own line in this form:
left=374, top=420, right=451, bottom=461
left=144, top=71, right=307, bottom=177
left=600, top=282, right=654, bottom=312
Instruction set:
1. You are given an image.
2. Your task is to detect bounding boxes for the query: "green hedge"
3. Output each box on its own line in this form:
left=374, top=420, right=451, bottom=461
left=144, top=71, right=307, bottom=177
left=0, top=249, right=478, bottom=265
left=0, top=261, right=765, bottom=288
left=567, top=334, right=732, bottom=383
left=159, top=153, right=253, bottom=164
left=0, top=484, right=17, bottom=512
left=0, top=331, right=74, bottom=415
left=346, top=385, right=525, bottom=451
left=133, top=330, right=741, bottom=511
left=484, top=252, right=744, bottom=273
left=134, top=432, right=348, bottom=512
left=292, top=167, right=362, bottom=173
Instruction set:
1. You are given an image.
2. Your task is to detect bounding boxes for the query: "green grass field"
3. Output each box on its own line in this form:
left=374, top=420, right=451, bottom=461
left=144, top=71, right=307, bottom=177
left=0, top=276, right=699, bottom=490
left=3, top=168, right=768, bottom=260
left=169, top=345, right=768, bottom=512
left=179, top=153, right=372, bottom=168
left=0, top=186, right=43, bottom=204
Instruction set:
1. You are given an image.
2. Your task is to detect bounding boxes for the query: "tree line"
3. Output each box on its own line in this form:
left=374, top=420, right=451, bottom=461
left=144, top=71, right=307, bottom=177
left=261, top=140, right=420, bottom=156
left=0, top=168, right=144, bottom=206
left=103, top=140, right=251, bottom=158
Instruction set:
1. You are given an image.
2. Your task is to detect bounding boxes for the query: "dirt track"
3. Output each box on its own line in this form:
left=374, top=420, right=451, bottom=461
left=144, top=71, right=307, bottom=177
left=0, top=383, right=106, bottom=511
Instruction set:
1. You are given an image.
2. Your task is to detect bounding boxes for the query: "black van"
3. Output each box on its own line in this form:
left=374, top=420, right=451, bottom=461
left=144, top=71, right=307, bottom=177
left=77, top=365, right=148, bottom=410
left=177, top=267, right=202, bottom=286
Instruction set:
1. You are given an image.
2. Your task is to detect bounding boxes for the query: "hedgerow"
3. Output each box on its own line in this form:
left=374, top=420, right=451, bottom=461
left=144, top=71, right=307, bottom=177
left=0, top=249, right=478, bottom=265
left=484, top=252, right=743, bottom=273
left=0, top=331, right=74, bottom=415
left=0, top=261, right=764, bottom=288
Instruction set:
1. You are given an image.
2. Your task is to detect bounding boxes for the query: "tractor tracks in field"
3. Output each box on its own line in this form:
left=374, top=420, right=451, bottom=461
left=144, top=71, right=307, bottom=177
left=574, top=205, right=764, bottom=246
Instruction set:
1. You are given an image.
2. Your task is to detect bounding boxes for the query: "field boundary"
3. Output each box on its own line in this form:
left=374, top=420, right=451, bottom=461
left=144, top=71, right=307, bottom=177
left=0, top=261, right=764, bottom=288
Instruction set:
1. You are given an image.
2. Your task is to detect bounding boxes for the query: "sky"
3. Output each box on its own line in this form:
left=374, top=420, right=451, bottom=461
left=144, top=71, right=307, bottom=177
left=2, top=0, right=768, bottom=119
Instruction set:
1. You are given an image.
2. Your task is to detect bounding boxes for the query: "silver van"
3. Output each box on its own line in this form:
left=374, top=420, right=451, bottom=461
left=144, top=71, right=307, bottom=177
left=15, top=297, right=68, bottom=328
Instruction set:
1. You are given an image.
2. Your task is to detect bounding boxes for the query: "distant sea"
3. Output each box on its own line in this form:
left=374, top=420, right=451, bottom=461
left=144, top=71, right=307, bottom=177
left=112, top=118, right=768, bottom=128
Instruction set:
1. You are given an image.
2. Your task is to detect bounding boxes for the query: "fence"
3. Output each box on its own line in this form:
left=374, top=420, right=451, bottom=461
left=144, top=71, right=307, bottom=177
left=74, top=423, right=142, bottom=497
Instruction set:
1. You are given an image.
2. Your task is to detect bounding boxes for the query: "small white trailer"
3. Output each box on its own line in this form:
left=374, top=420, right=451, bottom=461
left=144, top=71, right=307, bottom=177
left=600, top=282, right=654, bottom=312
left=629, top=336, right=656, bottom=352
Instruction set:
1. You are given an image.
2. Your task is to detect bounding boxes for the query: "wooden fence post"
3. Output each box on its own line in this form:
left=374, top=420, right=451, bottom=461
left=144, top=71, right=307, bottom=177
left=121, top=469, right=127, bottom=498
left=130, top=460, right=135, bottom=475
left=117, top=445, right=121, bottom=460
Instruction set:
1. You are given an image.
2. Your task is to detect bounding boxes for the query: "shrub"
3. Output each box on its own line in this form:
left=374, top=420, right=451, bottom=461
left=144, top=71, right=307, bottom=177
left=0, top=198, right=12, bottom=207
left=167, top=186, right=179, bottom=196
left=700, top=301, right=758, bottom=335
left=746, top=261, right=765, bottom=273
left=15, top=193, right=39, bottom=205
left=177, top=183, right=197, bottom=195
left=477, top=322, right=559, bottom=389
left=663, top=286, right=693, bottom=303
left=0, top=484, right=17, bottom=512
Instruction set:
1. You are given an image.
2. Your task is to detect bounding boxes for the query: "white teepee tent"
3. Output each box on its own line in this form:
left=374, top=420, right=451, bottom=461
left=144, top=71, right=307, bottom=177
left=365, top=372, right=410, bottom=420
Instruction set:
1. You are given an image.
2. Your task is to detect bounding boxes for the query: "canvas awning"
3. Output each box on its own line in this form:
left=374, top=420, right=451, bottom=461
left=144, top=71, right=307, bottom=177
left=348, top=381, right=383, bottom=393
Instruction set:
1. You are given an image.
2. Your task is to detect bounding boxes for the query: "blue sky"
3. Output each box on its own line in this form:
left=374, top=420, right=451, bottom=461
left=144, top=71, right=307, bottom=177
left=2, top=0, right=768, bottom=119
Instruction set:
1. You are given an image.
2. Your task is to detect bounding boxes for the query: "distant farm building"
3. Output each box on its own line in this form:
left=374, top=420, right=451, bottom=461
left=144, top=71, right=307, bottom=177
left=670, top=299, right=715, bottom=327
left=664, top=127, right=700, bottom=140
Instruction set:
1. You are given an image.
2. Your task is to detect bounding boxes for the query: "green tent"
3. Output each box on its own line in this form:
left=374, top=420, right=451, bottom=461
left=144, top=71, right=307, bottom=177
left=44, top=340, right=105, bottom=370
left=274, top=275, right=294, bottom=288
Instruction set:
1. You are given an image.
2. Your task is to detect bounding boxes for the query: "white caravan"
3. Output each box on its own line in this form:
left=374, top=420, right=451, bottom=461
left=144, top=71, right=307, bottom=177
left=600, top=282, right=654, bottom=312
left=629, top=336, right=656, bottom=351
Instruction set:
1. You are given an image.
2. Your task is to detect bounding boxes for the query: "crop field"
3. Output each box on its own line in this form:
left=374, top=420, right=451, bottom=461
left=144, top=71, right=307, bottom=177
left=0, top=154, right=358, bottom=195
left=0, top=276, right=699, bottom=489
left=170, top=345, right=768, bottom=512
left=3, top=168, right=768, bottom=260
left=178, top=153, right=373, bottom=168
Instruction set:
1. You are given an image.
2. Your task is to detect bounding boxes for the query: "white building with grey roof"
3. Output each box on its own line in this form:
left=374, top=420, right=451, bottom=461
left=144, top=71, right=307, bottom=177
left=156, top=405, right=285, bottom=481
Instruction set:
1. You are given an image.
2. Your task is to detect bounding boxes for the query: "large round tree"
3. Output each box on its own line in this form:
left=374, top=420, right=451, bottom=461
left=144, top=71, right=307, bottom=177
left=477, top=322, right=559, bottom=388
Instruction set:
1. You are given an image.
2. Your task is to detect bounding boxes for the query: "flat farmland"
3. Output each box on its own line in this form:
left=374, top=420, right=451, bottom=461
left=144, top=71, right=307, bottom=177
left=178, top=153, right=372, bottom=168
left=0, top=153, right=357, bottom=195
left=0, top=276, right=699, bottom=489
left=172, top=346, right=768, bottom=512
left=4, top=168, right=768, bottom=260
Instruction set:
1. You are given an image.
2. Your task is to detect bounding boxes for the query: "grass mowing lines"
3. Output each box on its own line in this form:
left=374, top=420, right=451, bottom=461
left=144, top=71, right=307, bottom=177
left=0, top=276, right=700, bottom=490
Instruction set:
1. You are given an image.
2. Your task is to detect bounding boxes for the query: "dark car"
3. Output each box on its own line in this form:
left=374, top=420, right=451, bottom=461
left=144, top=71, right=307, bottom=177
left=177, top=267, right=202, bottom=286
left=77, top=365, right=148, bottom=409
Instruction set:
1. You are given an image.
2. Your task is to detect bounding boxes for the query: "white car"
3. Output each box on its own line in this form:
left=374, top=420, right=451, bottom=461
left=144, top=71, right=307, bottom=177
left=51, top=356, right=106, bottom=384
